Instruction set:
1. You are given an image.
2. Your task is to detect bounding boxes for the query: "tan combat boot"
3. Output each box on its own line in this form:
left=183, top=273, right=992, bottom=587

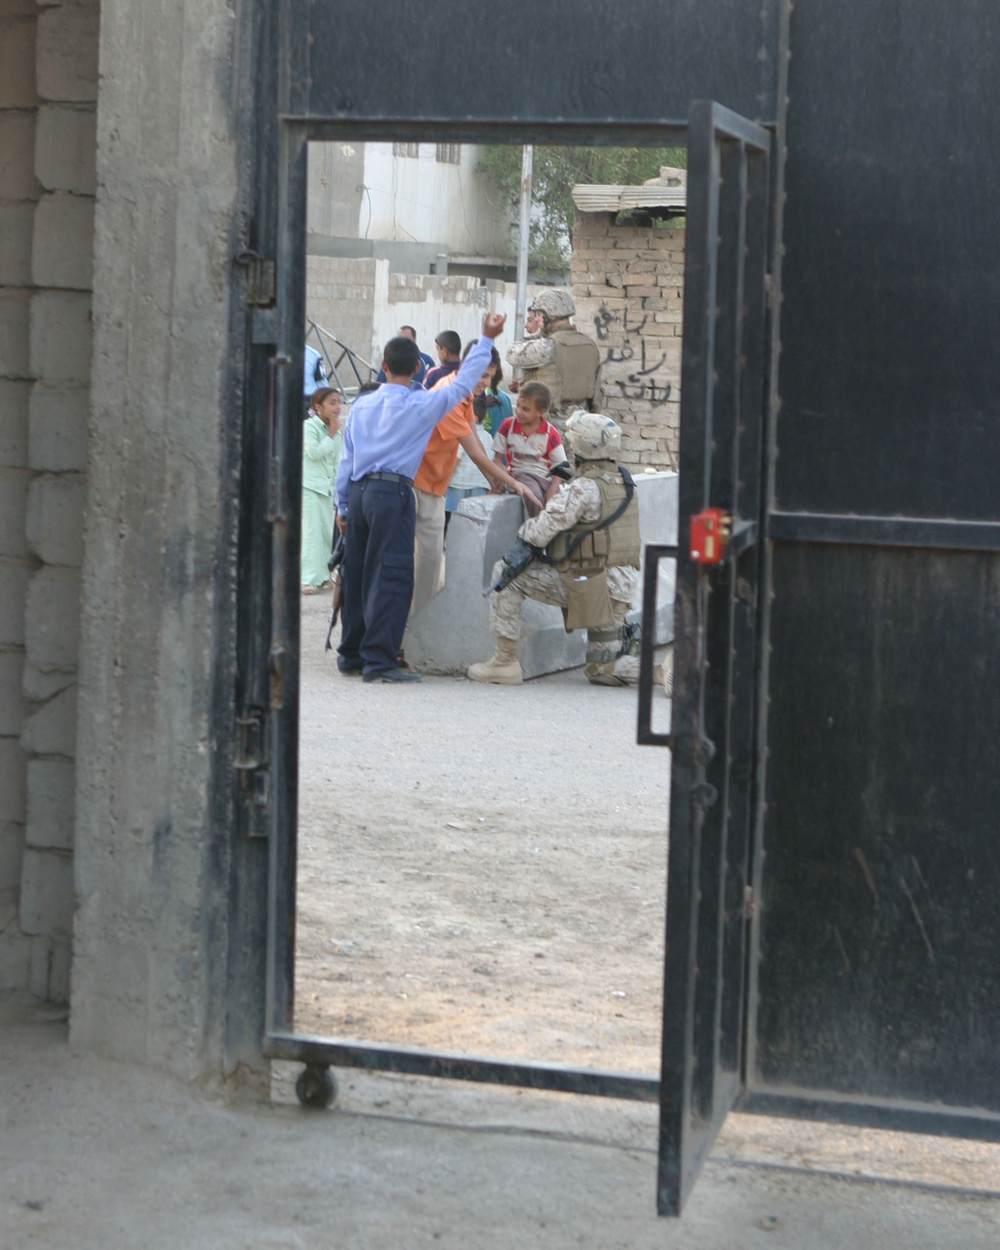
left=468, top=636, right=523, bottom=685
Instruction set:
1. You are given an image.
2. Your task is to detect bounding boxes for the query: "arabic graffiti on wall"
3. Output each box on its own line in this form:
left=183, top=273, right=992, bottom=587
left=593, top=304, right=673, bottom=406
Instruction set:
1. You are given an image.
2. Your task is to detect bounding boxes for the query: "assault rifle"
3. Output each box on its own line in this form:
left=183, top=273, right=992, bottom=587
left=485, top=539, right=546, bottom=595
left=324, top=528, right=346, bottom=651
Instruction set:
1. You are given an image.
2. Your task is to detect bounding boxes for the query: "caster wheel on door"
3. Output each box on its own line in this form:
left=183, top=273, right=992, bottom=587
left=295, top=1063, right=337, bottom=1109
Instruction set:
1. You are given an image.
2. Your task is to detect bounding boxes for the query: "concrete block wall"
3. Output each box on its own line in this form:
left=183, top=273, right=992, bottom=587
left=306, top=255, right=383, bottom=380
left=571, top=212, right=684, bottom=472
left=0, top=0, right=98, bottom=1001
left=305, top=258, right=540, bottom=389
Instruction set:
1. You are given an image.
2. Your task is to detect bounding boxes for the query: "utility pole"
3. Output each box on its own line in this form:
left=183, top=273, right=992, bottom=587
left=514, top=145, right=533, bottom=342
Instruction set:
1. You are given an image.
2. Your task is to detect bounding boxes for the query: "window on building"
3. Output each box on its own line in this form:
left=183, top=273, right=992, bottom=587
left=435, top=143, right=461, bottom=165
left=393, top=142, right=419, bottom=158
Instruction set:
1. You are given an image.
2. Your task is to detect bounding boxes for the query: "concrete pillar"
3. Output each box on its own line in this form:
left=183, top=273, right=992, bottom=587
left=69, top=0, right=247, bottom=1082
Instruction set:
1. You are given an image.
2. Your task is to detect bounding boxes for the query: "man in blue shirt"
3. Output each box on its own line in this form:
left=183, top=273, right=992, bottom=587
left=335, top=312, right=509, bottom=683
left=374, top=325, right=434, bottom=387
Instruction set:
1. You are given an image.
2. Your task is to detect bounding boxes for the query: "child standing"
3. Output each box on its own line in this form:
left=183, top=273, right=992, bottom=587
left=492, top=381, right=568, bottom=516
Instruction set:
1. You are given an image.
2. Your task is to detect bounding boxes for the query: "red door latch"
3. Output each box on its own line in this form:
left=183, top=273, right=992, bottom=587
left=689, top=508, right=732, bottom=564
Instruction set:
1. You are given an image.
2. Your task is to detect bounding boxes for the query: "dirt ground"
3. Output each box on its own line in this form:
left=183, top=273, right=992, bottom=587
left=294, top=592, right=670, bottom=1072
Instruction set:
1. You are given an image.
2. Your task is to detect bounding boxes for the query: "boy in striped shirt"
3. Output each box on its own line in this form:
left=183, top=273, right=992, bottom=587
left=492, top=382, right=568, bottom=517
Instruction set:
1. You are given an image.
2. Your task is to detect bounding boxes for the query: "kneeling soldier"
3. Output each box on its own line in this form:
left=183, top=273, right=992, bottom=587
left=468, top=411, right=641, bottom=687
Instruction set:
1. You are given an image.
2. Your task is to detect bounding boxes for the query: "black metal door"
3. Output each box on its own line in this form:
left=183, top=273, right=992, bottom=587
left=653, top=102, right=772, bottom=1216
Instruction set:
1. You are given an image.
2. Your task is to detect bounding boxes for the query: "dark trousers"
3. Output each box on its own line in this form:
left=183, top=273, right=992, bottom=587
left=338, top=476, right=415, bottom=676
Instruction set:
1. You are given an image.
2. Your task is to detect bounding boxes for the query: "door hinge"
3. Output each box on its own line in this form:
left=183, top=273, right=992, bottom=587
left=234, top=708, right=270, bottom=828
left=235, top=249, right=276, bottom=308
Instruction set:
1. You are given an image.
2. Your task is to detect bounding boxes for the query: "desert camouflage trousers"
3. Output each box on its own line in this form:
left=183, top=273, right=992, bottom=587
left=488, top=560, right=632, bottom=640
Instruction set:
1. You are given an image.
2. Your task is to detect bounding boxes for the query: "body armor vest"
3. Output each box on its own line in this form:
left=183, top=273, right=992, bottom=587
left=545, top=461, right=641, bottom=575
left=550, top=328, right=601, bottom=406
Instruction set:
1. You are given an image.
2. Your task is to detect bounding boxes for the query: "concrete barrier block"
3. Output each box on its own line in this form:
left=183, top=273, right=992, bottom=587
left=25, top=565, right=82, bottom=669
left=36, top=0, right=99, bottom=103
left=0, top=653, right=26, bottom=735
left=20, top=847, right=73, bottom=936
left=28, top=383, right=90, bottom=471
left=28, top=934, right=71, bottom=1002
left=0, top=736, right=28, bottom=822
left=0, top=111, right=39, bottom=199
left=0, top=558, right=31, bottom=646
left=26, top=473, right=85, bottom=566
left=20, top=684, right=76, bottom=757
left=0, top=289, right=32, bottom=379
left=26, top=757, right=74, bottom=850
left=403, top=473, right=678, bottom=678
left=34, top=103, right=96, bottom=194
left=31, top=194, right=95, bottom=290
left=0, top=203, right=35, bottom=286
left=0, top=13, right=38, bottom=107
left=29, top=290, right=92, bottom=383
left=0, top=379, right=30, bottom=466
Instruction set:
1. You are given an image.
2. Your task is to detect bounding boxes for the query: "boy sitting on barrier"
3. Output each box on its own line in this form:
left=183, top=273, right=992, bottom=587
left=492, top=382, right=568, bottom=517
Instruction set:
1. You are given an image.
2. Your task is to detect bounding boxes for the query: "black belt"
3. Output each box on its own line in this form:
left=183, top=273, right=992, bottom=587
left=363, top=471, right=412, bottom=487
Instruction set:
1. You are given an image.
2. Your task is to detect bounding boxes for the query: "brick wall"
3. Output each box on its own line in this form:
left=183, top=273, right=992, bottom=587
left=0, top=0, right=98, bottom=1001
left=571, top=212, right=684, bottom=472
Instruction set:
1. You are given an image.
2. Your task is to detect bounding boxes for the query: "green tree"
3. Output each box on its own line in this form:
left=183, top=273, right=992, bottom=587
left=477, top=145, right=686, bottom=276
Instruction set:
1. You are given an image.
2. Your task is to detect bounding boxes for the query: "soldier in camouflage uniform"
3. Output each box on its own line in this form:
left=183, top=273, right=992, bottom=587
left=505, top=289, right=601, bottom=434
left=468, top=412, right=642, bottom=687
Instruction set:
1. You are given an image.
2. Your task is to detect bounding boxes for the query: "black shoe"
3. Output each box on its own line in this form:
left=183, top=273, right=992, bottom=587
left=337, top=662, right=363, bottom=677
left=363, top=667, right=422, bottom=684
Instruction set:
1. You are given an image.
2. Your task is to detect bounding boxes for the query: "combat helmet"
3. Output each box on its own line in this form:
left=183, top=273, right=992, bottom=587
left=564, top=410, right=622, bottom=460
left=529, top=287, right=576, bottom=321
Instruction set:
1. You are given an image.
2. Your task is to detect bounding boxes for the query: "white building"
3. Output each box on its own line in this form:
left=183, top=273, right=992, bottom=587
left=307, top=141, right=514, bottom=278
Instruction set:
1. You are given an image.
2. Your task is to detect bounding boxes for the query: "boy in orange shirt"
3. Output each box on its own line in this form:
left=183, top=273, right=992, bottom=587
left=411, top=344, right=529, bottom=617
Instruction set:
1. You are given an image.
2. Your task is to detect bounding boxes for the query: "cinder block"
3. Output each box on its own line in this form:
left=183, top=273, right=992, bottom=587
left=0, top=379, right=30, bottom=466
left=34, top=103, right=96, bottom=194
left=28, top=934, right=71, bottom=1002
left=0, top=465, right=30, bottom=557
left=19, top=683, right=76, bottom=757
left=0, top=14, right=38, bottom=107
left=22, top=661, right=74, bottom=702
left=29, top=290, right=92, bottom=383
left=25, top=474, right=85, bottom=566
left=25, top=564, right=81, bottom=669
left=0, top=558, right=31, bottom=645
left=35, top=0, right=98, bottom=103
left=0, top=203, right=35, bottom=286
left=28, top=383, right=89, bottom=471
left=26, top=757, right=74, bottom=849
left=0, top=288, right=32, bottom=379
left=0, top=820, right=26, bottom=894
left=31, top=194, right=95, bottom=290
left=0, top=736, right=28, bottom=823
left=0, top=653, right=25, bottom=736
left=0, top=111, right=39, bottom=199
left=0, top=929, right=31, bottom=993
left=20, top=846, right=73, bottom=935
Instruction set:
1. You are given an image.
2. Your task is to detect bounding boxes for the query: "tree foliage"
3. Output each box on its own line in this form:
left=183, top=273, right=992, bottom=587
left=477, top=145, right=686, bottom=276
